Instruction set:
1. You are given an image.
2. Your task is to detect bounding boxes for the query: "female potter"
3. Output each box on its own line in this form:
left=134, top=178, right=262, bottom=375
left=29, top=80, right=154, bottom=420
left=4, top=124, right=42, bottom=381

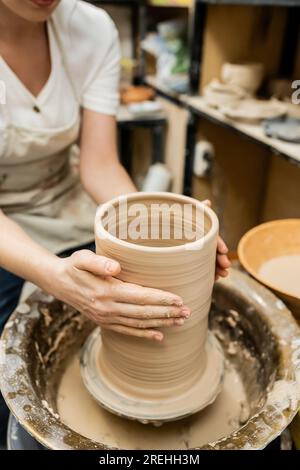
left=0, top=0, right=230, bottom=445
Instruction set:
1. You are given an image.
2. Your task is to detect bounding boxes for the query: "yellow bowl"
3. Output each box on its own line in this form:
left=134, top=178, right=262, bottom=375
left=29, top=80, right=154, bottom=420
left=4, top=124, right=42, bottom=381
left=238, top=219, right=300, bottom=321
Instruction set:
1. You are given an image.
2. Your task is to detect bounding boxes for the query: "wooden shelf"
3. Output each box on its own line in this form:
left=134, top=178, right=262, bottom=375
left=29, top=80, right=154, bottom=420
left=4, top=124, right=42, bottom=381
left=117, top=104, right=166, bottom=124
left=144, top=75, right=183, bottom=101
left=183, top=96, right=300, bottom=165
left=145, top=76, right=300, bottom=166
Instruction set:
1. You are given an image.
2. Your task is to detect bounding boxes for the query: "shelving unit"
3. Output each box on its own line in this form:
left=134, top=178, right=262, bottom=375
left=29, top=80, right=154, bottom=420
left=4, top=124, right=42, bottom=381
left=145, top=75, right=300, bottom=166
left=88, top=1, right=147, bottom=81
left=87, top=0, right=160, bottom=184
left=183, top=96, right=300, bottom=165
left=145, top=75, right=183, bottom=102
left=88, top=0, right=300, bottom=247
left=143, top=0, right=300, bottom=248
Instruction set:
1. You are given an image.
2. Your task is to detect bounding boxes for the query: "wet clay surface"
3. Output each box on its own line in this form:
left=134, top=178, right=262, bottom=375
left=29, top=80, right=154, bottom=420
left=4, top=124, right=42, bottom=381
left=259, top=255, right=300, bottom=299
left=58, top=353, right=247, bottom=449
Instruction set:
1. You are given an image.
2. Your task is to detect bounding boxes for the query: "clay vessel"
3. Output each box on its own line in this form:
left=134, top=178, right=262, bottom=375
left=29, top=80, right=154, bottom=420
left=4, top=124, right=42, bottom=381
left=221, top=62, right=264, bottom=94
left=83, top=192, right=224, bottom=423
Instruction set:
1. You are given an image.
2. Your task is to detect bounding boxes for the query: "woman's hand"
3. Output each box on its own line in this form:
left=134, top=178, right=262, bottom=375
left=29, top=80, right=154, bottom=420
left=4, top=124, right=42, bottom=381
left=203, top=200, right=231, bottom=279
left=48, top=250, right=190, bottom=342
left=215, top=237, right=231, bottom=280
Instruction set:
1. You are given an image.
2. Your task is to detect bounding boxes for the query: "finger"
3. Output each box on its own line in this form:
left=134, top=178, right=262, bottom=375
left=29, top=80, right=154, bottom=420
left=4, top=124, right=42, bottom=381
left=72, top=250, right=121, bottom=276
left=217, top=253, right=231, bottom=269
left=216, top=268, right=229, bottom=278
left=217, top=237, right=228, bottom=254
left=202, top=199, right=211, bottom=207
left=110, top=303, right=190, bottom=319
left=110, top=279, right=183, bottom=306
left=103, top=316, right=185, bottom=329
left=101, top=324, right=163, bottom=341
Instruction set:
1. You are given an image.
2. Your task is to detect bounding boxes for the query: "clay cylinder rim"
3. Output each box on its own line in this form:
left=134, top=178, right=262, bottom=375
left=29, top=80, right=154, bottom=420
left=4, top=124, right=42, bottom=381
left=94, top=192, right=219, bottom=253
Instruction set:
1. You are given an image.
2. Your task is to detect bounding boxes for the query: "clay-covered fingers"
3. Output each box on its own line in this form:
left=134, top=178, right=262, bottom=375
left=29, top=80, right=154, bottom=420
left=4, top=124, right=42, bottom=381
left=202, top=199, right=212, bottom=208
left=216, top=237, right=231, bottom=278
left=109, top=278, right=183, bottom=307
left=101, top=316, right=185, bottom=329
left=71, top=250, right=121, bottom=277
left=215, top=252, right=230, bottom=279
left=101, top=324, right=163, bottom=341
left=217, top=253, right=231, bottom=270
left=202, top=204, right=231, bottom=278
left=110, top=303, right=190, bottom=320
left=217, top=237, right=228, bottom=256
left=216, top=268, right=229, bottom=277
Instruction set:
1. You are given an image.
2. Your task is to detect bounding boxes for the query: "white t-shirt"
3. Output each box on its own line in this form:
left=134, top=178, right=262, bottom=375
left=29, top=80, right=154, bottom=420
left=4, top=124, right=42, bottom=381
left=0, top=0, right=121, bottom=254
left=0, top=0, right=120, bottom=134
left=54, top=0, right=121, bottom=115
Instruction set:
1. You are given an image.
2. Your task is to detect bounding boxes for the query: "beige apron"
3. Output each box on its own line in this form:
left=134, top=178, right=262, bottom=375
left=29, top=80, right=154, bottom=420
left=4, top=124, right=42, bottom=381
left=0, top=20, right=97, bottom=254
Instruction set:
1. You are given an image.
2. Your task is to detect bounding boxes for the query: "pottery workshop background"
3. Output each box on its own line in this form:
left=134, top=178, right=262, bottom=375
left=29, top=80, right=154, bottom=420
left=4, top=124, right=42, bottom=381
left=108, top=0, right=300, bottom=250
left=1, top=0, right=300, bottom=456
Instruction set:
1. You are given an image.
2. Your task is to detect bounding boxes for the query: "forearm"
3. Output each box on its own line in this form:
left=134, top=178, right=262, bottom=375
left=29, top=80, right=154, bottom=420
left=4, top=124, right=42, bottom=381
left=0, top=210, right=59, bottom=291
left=80, top=110, right=136, bottom=205
left=81, top=159, right=136, bottom=205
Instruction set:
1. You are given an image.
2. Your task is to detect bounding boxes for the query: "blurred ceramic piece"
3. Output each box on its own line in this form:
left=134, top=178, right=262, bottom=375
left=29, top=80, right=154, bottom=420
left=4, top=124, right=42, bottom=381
left=263, top=117, right=300, bottom=143
left=221, top=62, right=265, bottom=94
left=127, top=101, right=163, bottom=117
left=220, top=98, right=287, bottom=123
left=284, top=101, right=300, bottom=119
left=157, top=19, right=186, bottom=40
left=208, top=79, right=245, bottom=94
left=162, top=74, right=189, bottom=94
left=203, top=79, right=247, bottom=108
left=141, top=163, right=172, bottom=192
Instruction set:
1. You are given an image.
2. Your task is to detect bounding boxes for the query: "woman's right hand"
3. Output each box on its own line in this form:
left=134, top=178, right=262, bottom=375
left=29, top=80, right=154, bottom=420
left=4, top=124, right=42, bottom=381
left=47, top=250, right=190, bottom=341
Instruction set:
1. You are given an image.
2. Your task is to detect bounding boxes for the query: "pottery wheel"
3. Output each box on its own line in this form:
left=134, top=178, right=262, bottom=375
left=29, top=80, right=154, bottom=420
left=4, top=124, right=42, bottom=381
left=80, top=328, right=224, bottom=424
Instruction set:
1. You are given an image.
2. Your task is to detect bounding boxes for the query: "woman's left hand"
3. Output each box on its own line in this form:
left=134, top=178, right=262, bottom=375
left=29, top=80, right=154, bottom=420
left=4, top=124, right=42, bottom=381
left=215, top=236, right=231, bottom=279
left=203, top=200, right=231, bottom=280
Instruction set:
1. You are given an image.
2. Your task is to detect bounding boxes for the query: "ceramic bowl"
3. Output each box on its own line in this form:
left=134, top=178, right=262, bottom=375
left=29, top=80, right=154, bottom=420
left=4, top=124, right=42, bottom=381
left=238, top=219, right=300, bottom=320
left=203, top=79, right=246, bottom=108
left=220, top=98, right=287, bottom=123
left=221, top=62, right=265, bottom=94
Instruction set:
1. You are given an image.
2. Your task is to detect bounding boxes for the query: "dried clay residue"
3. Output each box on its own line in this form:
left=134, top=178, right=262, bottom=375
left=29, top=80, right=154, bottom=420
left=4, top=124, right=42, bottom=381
left=57, top=354, right=248, bottom=450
